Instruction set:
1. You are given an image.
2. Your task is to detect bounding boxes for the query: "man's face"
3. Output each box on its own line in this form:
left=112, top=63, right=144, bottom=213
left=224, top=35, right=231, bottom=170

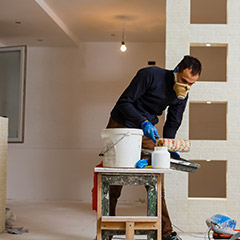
left=177, top=68, right=199, bottom=86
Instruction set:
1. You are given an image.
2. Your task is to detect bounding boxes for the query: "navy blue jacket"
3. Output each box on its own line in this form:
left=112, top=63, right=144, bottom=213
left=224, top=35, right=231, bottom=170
left=110, top=66, right=188, bottom=138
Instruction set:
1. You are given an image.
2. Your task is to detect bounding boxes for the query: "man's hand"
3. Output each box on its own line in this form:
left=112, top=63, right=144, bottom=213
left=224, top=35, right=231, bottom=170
left=141, top=121, right=159, bottom=143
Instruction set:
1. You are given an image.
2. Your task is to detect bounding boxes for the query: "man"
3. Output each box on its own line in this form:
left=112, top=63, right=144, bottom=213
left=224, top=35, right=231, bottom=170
left=106, top=55, right=202, bottom=240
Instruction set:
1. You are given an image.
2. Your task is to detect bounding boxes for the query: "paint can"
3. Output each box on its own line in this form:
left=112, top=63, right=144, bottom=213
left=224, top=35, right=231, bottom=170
left=101, top=128, right=143, bottom=168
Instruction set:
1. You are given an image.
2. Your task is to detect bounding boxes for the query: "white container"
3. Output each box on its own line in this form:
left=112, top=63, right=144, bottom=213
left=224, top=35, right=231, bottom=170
left=152, top=147, right=170, bottom=169
left=101, top=128, right=143, bottom=168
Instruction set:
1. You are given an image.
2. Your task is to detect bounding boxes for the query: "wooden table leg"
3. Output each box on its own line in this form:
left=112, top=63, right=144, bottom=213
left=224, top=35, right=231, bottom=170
left=126, top=221, right=135, bottom=240
left=97, top=173, right=102, bottom=240
left=157, top=174, right=162, bottom=240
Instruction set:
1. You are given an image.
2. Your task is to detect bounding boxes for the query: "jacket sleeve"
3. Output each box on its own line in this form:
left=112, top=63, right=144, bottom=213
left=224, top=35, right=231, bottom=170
left=163, top=95, right=188, bottom=139
left=114, top=69, right=152, bottom=127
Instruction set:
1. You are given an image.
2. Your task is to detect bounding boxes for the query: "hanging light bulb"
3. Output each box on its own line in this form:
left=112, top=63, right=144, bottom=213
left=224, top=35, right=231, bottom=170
left=120, top=41, right=127, bottom=52
left=120, top=24, right=127, bottom=52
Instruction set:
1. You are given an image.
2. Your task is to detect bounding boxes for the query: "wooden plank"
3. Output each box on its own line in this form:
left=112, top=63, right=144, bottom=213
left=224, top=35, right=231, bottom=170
left=157, top=174, right=162, bottom=240
left=97, top=173, right=102, bottom=240
left=126, top=222, right=134, bottom=240
left=101, top=222, right=158, bottom=230
left=102, top=216, right=158, bottom=222
left=101, top=222, right=125, bottom=230
left=134, top=222, right=158, bottom=230
left=94, top=167, right=173, bottom=174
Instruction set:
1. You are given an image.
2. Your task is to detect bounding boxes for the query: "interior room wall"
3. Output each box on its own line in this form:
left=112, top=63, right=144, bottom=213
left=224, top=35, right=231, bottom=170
left=6, top=42, right=165, bottom=202
left=165, top=0, right=240, bottom=233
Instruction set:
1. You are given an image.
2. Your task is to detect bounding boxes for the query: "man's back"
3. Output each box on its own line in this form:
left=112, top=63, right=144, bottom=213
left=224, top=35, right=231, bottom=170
left=110, top=66, right=180, bottom=128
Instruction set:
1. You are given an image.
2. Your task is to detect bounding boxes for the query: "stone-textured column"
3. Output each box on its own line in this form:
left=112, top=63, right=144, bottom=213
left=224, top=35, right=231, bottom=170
left=0, top=117, right=8, bottom=232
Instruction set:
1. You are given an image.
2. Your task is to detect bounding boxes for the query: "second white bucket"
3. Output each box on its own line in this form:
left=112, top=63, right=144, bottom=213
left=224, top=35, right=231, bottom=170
left=101, top=128, right=143, bottom=168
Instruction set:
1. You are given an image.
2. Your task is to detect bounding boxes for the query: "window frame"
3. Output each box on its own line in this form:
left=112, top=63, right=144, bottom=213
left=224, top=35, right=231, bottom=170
left=0, top=45, right=27, bottom=143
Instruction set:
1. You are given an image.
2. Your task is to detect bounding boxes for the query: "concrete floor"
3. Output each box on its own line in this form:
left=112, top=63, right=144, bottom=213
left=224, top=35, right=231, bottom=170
left=0, top=201, right=206, bottom=240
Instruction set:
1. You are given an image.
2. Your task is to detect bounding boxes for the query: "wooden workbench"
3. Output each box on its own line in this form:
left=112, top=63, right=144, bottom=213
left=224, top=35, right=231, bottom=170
left=95, top=167, right=173, bottom=240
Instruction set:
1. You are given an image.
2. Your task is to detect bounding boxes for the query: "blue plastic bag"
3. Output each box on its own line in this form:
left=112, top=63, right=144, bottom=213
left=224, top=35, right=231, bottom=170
left=206, top=214, right=237, bottom=233
left=136, top=158, right=148, bottom=168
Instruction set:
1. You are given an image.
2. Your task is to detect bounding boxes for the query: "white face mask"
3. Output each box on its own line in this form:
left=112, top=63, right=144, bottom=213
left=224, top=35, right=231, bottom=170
left=173, top=82, right=191, bottom=100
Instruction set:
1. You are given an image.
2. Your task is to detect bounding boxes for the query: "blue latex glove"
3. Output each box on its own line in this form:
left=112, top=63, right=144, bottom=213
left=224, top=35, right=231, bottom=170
left=169, top=151, right=180, bottom=159
left=136, top=158, right=148, bottom=168
left=141, top=121, right=159, bottom=143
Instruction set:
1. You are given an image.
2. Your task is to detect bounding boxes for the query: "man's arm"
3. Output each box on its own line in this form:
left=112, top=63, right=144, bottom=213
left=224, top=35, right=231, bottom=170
left=163, top=95, right=188, bottom=139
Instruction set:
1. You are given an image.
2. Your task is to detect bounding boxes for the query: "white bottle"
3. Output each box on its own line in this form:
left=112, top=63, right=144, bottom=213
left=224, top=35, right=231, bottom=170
left=152, top=147, right=170, bottom=169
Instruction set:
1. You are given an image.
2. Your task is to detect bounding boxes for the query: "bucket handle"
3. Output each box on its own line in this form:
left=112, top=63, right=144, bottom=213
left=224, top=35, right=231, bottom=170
left=99, top=132, right=130, bottom=157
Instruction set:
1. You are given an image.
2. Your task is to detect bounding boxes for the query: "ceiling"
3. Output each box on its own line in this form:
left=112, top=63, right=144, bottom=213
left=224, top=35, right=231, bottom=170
left=0, top=0, right=166, bottom=47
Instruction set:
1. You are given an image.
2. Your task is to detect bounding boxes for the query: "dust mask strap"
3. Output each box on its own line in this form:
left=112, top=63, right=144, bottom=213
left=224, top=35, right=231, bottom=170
left=173, top=65, right=178, bottom=73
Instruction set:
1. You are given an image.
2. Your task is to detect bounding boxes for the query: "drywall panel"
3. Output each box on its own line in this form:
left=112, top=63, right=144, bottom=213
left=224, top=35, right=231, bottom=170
left=0, top=117, right=8, bottom=232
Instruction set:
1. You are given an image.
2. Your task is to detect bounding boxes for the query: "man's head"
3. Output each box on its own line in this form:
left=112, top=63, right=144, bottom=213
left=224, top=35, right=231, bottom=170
left=174, top=55, right=202, bottom=99
left=177, top=55, right=202, bottom=77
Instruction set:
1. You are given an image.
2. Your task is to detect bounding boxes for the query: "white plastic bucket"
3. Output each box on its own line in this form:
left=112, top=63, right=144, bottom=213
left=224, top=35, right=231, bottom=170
left=101, top=128, right=143, bottom=168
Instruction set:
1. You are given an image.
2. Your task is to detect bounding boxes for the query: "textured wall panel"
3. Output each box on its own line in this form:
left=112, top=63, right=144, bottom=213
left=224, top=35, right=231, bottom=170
left=0, top=117, right=8, bottom=232
left=166, top=0, right=240, bottom=232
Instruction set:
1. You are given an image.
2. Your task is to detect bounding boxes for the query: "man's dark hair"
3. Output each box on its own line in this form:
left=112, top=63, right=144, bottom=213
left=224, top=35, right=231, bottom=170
left=178, top=55, right=202, bottom=76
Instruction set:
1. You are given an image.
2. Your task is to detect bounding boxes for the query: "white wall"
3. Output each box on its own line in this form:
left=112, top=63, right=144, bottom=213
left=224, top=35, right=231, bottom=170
left=6, top=42, right=165, bottom=201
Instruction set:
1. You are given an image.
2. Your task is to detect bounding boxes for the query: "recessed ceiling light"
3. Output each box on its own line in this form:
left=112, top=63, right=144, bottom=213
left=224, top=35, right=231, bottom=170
left=206, top=159, right=211, bottom=162
left=110, top=34, right=116, bottom=37
left=206, top=101, right=212, bottom=104
left=206, top=43, right=211, bottom=47
left=37, top=39, right=43, bottom=42
left=15, top=21, right=22, bottom=24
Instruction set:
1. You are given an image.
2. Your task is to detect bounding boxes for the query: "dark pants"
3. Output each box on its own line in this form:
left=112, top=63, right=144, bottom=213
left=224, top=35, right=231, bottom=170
left=106, top=117, right=173, bottom=239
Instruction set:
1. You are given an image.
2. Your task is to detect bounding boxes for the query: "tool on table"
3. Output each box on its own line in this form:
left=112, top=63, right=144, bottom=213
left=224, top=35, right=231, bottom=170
left=142, top=138, right=200, bottom=173
left=156, top=138, right=191, bottom=152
